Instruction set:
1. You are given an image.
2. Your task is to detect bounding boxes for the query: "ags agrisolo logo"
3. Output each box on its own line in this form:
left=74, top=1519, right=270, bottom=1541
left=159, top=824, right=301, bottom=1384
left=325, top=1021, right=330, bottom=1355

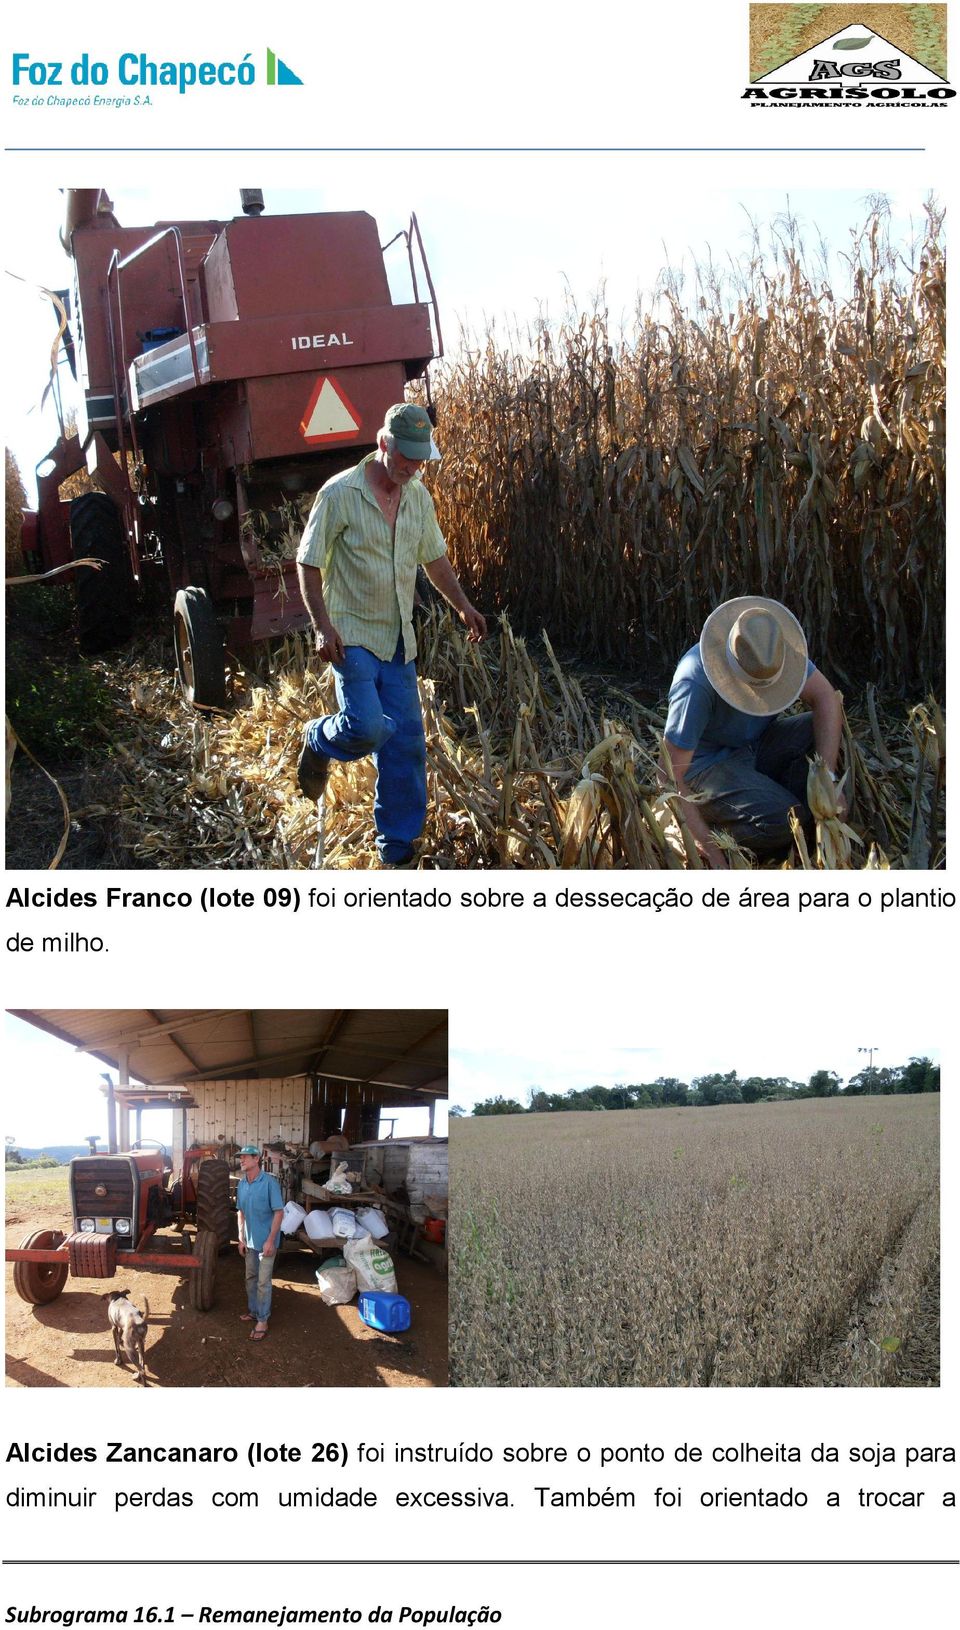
left=745, top=3, right=953, bottom=105
left=10, top=45, right=303, bottom=105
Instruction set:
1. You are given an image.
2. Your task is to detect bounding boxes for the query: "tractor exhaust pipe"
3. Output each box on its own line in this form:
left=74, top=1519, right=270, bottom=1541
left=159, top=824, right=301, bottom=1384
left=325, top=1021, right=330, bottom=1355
left=61, top=188, right=119, bottom=255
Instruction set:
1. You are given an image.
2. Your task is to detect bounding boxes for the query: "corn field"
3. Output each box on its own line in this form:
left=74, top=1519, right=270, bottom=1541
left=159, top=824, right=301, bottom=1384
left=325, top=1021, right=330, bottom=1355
left=428, top=203, right=945, bottom=695
left=450, top=1095, right=940, bottom=1387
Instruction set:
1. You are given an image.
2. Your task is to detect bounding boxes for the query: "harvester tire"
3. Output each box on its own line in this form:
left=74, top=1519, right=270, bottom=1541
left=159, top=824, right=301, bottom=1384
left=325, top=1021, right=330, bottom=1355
left=195, top=1159, right=232, bottom=1250
left=12, top=1229, right=68, bottom=1305
left=189, top=1229, right=217, bottom=1311
left=70, top=493, right=133, bottom=654
left=173, top=587, right=226, bottom=709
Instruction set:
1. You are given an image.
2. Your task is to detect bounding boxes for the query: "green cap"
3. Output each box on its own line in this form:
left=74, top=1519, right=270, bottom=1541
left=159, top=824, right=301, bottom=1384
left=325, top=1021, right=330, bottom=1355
left=384, top=403, right=440, bottom=461
left=239, top=1144, right=260, bottom=1157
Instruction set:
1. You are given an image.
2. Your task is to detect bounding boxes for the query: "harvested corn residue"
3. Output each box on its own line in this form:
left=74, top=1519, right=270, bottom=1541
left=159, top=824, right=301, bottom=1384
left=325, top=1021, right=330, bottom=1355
left=101, top=611, right=944, bottom=871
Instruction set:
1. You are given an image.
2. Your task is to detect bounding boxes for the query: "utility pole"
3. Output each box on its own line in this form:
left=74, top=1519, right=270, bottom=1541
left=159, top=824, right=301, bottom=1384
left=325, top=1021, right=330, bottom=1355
left=858, top=1046, right=880, bottom=1090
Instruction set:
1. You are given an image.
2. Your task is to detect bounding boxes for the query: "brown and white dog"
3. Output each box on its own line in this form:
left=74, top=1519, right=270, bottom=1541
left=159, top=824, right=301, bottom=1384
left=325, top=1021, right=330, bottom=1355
left=105, top=1290, right=150, bottom=1385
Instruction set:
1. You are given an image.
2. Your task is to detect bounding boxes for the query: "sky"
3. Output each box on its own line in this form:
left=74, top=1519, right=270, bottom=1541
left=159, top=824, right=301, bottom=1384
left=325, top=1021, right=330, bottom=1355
left=0, top=1012, right=940, bottom=1140
left=450, top=1039, right=941, bottom=1113
left=5, top=165, right=933, bottom=500
left=2, top=1012, right=444, bottom=1150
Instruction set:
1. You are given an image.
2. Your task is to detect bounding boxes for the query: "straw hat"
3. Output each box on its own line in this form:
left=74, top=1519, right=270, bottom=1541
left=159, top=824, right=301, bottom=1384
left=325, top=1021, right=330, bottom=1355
left=699, top=597, right=808, bottom=717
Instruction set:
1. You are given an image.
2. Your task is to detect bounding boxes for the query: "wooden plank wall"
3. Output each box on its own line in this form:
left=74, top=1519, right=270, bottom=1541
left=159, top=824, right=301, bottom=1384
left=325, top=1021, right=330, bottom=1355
left=307, top=1078, right=397, bottom=1143
left=375, top=1142, right=448, bottom=1220
left=186, top=1078, right=309, bottom=1147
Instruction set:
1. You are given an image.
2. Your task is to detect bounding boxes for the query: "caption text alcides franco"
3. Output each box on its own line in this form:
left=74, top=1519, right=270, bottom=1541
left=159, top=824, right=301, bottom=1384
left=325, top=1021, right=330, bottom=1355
left=5, top=885, right=957, bottom=915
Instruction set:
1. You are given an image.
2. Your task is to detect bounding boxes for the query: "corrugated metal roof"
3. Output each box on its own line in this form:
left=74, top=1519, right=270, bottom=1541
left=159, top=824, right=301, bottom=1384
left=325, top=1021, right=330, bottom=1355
left=8, top=1009, right=447, bottom=1098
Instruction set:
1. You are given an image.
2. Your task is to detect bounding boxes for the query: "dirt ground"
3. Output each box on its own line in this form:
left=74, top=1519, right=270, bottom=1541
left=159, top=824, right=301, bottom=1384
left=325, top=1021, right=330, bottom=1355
left=5, top=1173, right=447, bottom=1389
left=3, top=752, right=124, bottom=870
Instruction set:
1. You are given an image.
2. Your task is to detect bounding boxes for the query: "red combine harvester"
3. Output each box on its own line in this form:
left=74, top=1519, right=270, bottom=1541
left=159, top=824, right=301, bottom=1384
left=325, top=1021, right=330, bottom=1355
left=21, top=187, right=441, bottom=705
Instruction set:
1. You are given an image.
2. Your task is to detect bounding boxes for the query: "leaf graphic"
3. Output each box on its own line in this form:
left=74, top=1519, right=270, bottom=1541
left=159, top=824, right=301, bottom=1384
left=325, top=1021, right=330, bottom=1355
left=833, top=35, right=873, bottom=50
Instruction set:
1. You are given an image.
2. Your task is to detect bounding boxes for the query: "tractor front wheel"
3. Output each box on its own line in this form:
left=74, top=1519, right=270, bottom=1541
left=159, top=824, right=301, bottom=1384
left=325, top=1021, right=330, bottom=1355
left=174, top=586, right=226, bottom=709
left=12, top=1229, right=68, bottom=1305
left=188, top=1229, right=218, bottom=1311
left=195, top=1159, right=233, bottom=1250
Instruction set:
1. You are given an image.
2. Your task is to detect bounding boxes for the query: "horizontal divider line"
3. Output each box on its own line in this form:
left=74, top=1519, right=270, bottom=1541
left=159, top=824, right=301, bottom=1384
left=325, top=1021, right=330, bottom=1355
left=4, top=146, right=928, bottom=154
left=4, top=1559, right=958, bottom=1567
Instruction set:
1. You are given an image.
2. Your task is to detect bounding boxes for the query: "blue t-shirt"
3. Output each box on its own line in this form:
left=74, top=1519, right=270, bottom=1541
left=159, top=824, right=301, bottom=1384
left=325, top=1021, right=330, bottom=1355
left=237, top=1169, right=284, bottom=1251
left=665, top=645, right=815, bottom=774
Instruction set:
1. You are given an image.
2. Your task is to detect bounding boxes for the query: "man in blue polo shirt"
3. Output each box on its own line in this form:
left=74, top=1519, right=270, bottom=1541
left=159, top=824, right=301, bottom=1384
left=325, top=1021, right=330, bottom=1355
left=236, top=1145, right=284, bottom=1342
left=663, top=597, right=844, bottom=868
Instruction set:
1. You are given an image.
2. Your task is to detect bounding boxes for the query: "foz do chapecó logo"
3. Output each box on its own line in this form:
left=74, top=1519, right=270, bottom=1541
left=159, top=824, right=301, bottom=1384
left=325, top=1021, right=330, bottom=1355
left=745, top=3, right=953, bottom=104
left=10, top=45, right=303, bottom=103
left=266, top=48, right=302, bottom=86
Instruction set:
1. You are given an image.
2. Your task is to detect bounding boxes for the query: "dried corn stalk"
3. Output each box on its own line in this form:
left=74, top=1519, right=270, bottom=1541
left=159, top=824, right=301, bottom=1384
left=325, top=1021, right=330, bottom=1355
left=806, top=757, right=861, bottom=869
left=93, top=611, right=943, bottom=872
left=426, top=204, right=945, bottom=699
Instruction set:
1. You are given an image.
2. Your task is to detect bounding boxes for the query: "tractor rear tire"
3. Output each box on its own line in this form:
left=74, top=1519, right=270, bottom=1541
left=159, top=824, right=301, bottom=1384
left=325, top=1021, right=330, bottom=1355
left=173, top=586, right=226, bottom=709
left=195, top=1159, right=232, bottom=1250
left=70, top=493, right=133, bottom=655
left=12, top=1229, right=68, bottom=1305
left=188, top=1229, right=217, bottom=1312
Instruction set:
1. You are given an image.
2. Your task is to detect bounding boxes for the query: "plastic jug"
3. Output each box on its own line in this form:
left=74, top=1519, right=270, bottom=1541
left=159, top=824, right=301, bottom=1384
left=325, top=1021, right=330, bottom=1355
left=357, top=1291, right=411, bottom=1333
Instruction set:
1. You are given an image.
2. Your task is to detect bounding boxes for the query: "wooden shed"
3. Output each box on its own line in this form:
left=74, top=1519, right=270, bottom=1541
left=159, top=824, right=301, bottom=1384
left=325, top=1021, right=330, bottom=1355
left=352, top=1137, right=449, bottom=1222
left=8, top=1008, right=448, bottom=1156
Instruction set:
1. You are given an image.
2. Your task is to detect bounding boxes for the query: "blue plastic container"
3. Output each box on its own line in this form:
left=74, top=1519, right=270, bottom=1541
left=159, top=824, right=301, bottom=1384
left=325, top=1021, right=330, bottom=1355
left=139, top=326, right=184, bottom=351
left=357, top=1291, right=411, bottom=1333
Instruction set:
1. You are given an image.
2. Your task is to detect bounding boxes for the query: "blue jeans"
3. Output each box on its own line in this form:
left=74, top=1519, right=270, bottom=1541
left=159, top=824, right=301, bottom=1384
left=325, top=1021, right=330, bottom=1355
left=686, top=714, right=815, bottom=856
left=306, top=639, right=426, bottom=866
left=244, top=1248, right=277, bottom=1322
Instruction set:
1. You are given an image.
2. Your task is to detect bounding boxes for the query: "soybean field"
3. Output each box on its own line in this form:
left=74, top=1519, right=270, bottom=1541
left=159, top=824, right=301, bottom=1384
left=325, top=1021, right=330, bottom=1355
left=450, top=1095, right=939, bottom=1387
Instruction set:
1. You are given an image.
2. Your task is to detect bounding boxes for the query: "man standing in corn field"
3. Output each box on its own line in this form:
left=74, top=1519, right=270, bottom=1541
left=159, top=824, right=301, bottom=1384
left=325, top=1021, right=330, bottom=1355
left=295, top=405, right=486, bottom=866
left=663, top=597, right=843, bottom=868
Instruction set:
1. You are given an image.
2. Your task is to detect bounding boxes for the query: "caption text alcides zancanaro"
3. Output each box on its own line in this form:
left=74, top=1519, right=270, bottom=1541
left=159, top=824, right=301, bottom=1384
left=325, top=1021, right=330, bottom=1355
left=11, top=52, right=259, bottom=94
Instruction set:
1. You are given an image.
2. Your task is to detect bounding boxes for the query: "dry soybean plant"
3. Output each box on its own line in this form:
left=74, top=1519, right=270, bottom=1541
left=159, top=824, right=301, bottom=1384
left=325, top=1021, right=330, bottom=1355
left=449, top=1095, right=940, bottom=1387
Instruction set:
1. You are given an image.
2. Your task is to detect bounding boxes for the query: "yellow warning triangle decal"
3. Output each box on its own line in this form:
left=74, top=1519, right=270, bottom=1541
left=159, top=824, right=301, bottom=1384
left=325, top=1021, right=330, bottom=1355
left=301, top=377, right=361, bottom=442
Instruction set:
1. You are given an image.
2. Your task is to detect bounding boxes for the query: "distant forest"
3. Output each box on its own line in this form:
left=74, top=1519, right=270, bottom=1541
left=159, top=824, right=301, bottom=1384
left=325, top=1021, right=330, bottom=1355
left=456, top=1058, right=940, bottom=1117
left=5, top=1144, right=89, bottom=1167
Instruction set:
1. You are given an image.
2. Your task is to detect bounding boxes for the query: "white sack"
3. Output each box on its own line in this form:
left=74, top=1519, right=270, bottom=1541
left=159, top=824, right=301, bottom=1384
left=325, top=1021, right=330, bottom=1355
left=325, top=1160, right=353, bottom=1195
left=315, top=1263, right=357, bottom=1305
left=343, top=1234, right=398, bottom=1294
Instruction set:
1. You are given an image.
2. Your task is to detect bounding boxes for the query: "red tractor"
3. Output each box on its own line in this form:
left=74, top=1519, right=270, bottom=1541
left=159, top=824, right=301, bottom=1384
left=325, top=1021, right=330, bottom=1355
left=7, top=1143, right=233, bottom=1311
left=21, top=187, right=441, bottom=705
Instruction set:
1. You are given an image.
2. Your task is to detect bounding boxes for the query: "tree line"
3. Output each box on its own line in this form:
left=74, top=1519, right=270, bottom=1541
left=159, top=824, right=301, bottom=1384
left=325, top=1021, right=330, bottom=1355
left=454, top=1058, right=940, bottom=1117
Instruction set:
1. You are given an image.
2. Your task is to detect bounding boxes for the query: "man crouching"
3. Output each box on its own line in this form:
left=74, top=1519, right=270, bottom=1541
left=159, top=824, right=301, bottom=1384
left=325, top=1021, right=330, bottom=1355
left=295, top=404, right=486, bottom=867
left=663, top=597, right=844, bottom=869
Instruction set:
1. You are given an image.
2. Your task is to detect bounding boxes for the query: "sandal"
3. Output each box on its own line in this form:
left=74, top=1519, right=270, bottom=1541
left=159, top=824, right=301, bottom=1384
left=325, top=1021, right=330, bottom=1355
left=240, top=1313, right=256, bottom=1322
left=250, top=1325, right=269, bottom=1341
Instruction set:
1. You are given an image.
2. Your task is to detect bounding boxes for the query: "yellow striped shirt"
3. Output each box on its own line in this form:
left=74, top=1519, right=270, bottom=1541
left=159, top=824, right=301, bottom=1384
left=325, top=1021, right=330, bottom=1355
left=296, top=453, right=447, bottom=663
